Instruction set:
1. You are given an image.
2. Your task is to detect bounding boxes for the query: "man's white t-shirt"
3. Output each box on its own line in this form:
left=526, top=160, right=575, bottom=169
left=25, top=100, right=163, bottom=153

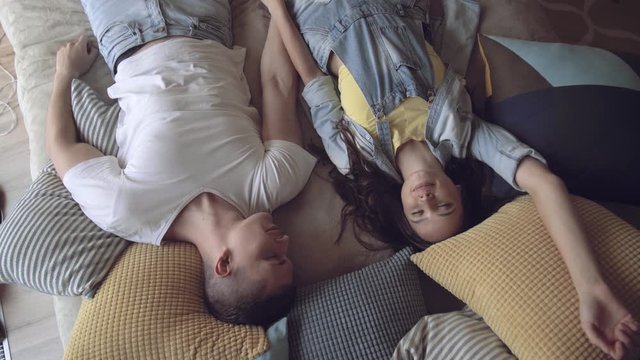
left=63, top=38, right=317, bottom=245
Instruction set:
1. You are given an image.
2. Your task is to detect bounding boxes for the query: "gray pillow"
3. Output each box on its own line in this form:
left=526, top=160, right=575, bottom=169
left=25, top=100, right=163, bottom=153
left=288, top=247, right=428, bottom=360
left=0, top=79, right=128, bottom=297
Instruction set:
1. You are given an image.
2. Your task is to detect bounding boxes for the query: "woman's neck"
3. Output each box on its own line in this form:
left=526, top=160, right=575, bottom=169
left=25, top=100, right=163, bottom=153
left=395, top=140, right=443, bottom=179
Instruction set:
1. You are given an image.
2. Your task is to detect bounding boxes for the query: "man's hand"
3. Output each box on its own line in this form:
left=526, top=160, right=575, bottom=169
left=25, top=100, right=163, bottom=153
left=56, top=35, right=99, bottom=80
left=580, top=283, right=640, bottom=360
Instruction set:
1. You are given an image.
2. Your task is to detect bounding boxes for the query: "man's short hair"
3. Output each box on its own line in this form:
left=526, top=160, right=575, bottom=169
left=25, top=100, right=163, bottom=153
left=203, top=260, right=295, bottom=327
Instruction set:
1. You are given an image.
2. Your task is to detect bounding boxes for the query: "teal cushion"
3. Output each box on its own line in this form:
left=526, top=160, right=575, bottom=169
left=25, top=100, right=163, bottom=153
left=486, top=35, right=640, bottom=90
left=479, top=35, right=640, bottom=103
left=256, top=317, right=289, bottom=360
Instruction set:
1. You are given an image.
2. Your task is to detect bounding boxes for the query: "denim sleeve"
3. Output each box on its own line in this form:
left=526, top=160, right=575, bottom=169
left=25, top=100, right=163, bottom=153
left=301, top=76, right=351, bottom=175
left=470, top=116, right=547, bottom=191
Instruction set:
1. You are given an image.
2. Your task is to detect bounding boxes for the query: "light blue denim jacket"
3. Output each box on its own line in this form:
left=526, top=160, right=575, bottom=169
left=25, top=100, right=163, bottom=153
left=295, top=0, right=546, bottom=190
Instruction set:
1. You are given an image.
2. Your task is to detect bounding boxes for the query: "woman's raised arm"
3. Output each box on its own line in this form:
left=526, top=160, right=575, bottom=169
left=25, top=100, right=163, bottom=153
left=515, top=157, right=640, bottom=360
left=261, top=0, right=353, bottom=175
left=261, top=0, right=324, bottom=85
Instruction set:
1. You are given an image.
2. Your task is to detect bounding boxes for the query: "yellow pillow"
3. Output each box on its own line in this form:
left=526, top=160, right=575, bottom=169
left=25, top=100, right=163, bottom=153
left=411, top=196, right=640, bottom=360
left=64, top=243, right=268, bottom=359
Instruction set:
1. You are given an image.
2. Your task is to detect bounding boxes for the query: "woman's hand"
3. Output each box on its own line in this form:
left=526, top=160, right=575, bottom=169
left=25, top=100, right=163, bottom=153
left=258, top=0, right=325, bottom=85
left=260, top=0, right=285, bottom=13
left=516, top=158, right=640, bottom=358
left=580, top=283, right=640, bottom=359
left=55, top=35, right=99, bottom=80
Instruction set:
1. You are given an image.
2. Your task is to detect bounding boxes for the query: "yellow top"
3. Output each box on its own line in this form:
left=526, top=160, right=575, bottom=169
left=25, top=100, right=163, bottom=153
left=337, top=42, right=446, bottom=152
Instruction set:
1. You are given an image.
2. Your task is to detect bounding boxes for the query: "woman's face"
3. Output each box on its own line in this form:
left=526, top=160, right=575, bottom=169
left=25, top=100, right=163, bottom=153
left=400, top=170, right=464, bottom=243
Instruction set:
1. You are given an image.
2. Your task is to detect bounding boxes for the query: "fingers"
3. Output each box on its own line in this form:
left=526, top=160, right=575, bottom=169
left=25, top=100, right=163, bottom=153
left=76, top=35, right=89, bottom=47
left=621, top=321, right=640, bottom=348
left=87, top=42, right=100, bottom=61
left=584, top=322, right=616, bottom=356
left=611, top=339, right=640, bottom=360
left=63, top=35, right=88, bottom=51
left=67, top=35, right=95, bottom=50
left=632, top=329, right=640, bottom=348
left=75, top=35, right=91, bottom=55
left=625, top=317, right=639, bottom=332
left=56, top=34, right=99, bottom=79
left=613, top=318, right=640, bottom=360
left=616, top=324, right=634, bottom=346
left=72, top=35, right=98, bottom=60
left=68, top=35, right=85, bottom=48
left=611, top=340, right=626, bottom=360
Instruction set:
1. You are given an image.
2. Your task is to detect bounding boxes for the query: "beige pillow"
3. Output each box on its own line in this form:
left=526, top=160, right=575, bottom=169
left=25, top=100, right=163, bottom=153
left=64, top=243, right=268, bottom=359
left=411, top=196, right=640, bottom=360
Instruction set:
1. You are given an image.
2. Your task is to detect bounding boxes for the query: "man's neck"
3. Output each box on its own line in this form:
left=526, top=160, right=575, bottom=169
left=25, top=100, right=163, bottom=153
left=395, top=140, right=443, bottom=179
left=165, top=193, right=242, bottom=255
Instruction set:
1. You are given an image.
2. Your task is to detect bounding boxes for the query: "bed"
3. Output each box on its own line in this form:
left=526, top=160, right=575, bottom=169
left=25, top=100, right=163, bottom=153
left=0, top=0, right=639, bottom=358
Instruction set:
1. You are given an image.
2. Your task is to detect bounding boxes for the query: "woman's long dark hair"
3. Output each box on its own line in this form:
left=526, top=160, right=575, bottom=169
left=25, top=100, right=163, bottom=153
left=330, top=121, right=491, bottom=251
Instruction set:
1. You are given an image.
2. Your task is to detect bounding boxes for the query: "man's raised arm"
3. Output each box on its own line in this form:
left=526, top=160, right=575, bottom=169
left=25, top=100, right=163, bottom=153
left=46, top=35, right=104, bottom=179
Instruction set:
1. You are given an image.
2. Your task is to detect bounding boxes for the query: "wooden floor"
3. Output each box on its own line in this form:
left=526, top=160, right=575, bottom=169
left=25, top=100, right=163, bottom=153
left=0, top=26, right=64, bottom=360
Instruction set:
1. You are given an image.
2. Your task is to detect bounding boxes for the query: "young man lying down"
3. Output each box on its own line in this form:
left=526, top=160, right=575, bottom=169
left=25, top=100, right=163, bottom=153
left=46, top=0, right=316, bottom=327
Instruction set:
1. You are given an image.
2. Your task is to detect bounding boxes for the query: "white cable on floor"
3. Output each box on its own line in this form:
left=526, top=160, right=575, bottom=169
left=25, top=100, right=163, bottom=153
left=0, top=32, right=18, bottom=137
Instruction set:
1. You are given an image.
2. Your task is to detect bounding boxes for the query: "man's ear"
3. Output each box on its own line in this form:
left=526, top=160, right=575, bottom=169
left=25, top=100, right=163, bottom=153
left=214, top=249, right=232, bottom=277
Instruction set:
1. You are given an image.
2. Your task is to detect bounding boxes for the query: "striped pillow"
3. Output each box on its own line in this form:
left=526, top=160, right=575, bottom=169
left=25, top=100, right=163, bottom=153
left=392, top=307, right=515, bottom=360
left=0, top=80, right=129, bottom=297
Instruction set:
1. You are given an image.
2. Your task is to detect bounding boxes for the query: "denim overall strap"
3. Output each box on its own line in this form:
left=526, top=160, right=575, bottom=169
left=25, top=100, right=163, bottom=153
left=375, top=119, right=396, bottom=163
left=428, top=0, right=480, bottom=76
